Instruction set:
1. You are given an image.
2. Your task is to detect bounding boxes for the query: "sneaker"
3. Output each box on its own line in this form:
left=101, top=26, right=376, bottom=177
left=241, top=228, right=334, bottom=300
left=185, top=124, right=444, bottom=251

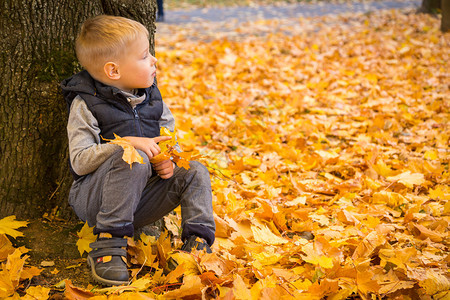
left=87, top=236, right=129, bottom=286
left=181, top=235, right=212, bottom=253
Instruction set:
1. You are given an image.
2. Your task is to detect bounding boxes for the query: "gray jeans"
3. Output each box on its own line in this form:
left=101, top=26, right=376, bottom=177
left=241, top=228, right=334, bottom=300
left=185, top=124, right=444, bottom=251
left=68, top=149, right=215, bottom=244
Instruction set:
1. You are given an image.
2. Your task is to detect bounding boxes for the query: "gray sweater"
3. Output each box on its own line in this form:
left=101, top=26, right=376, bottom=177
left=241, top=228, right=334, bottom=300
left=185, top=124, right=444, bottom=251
left=67, top=92, right=178, bottom=176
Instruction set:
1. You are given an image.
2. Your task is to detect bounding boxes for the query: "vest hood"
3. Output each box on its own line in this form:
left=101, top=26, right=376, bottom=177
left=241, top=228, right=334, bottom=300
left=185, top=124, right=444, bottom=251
left=61, top=70, right=97, bottom=109
left=61, top=70, right=147, bottom=111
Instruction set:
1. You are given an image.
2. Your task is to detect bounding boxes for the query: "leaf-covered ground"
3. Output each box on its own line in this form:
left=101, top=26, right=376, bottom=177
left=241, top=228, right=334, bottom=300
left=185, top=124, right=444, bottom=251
left=1, top=8, right=449, bottom=300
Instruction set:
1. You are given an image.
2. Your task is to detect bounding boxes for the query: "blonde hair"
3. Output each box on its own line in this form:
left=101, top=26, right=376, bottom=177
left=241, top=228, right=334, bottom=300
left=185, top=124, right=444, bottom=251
left=75, top=15, right=149, bottom=75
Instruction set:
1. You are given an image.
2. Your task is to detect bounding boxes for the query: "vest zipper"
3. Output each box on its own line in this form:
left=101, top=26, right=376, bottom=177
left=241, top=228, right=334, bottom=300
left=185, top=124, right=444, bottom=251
left=133, top=108, right=144, bottom=136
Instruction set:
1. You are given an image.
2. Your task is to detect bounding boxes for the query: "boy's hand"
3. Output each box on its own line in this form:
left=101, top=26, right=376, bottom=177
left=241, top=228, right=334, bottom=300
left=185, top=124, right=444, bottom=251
left=123, top=136, right=172, bottom=160
left=153, top=159, right=175, bottom=179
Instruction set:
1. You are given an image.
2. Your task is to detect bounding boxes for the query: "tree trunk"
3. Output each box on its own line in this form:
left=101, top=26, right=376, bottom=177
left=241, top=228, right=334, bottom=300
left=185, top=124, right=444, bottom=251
left=0, top=0, right=156, bottom=219
left=417, top=0, right=441, bottom=13
left=442, top=0, right=450, bottom=31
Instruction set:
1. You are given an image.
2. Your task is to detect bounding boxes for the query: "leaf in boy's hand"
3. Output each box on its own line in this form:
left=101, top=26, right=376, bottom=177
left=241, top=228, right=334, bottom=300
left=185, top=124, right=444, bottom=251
left=159, top=127, right=177, bottom=152
left=76, top=222, right=96, bottom=257
left=172, top=150, right=191, bottom=170
left=103, top=133, right=145, bottom=168
left=150, top=152, right=171, bottom=164
left=173, top=156, right=190, bottom=170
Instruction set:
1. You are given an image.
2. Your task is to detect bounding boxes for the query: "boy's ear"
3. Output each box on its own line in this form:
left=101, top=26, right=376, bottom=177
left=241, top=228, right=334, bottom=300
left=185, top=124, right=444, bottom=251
left=103, top=62, right=120, bottom=80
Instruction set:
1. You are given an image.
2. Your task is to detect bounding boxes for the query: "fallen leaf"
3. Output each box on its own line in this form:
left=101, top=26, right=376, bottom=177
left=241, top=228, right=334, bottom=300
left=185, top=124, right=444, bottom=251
left=64, top=279, right=95, bottom=299
left=40, top=260, right=55, bottom=267
left=0, top=234, right=15, bottom=261
left=232, top=274, right=251, bottom=300
left=0, top=216, right=28, bottom=238
left=76, top=222, right=96, bottom=256
left=22, top=286, right=51, bottom=300
left=162, top=274, right=203, bottom=299
left=301, top=243, right=333, bottom=269
left=419, top=269, right=450, bottom=295
left=251, top=223, right=288, bottom=245
left=386, top=171, right=425, bottom=188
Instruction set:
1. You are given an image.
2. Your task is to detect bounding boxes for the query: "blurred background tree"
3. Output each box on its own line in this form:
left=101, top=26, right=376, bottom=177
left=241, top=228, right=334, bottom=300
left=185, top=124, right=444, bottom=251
left=418, top=0, right=449, bottom=31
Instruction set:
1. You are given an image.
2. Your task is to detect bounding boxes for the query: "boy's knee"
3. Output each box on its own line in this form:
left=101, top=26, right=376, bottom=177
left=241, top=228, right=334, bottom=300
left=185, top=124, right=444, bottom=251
left=188, top=161, right=210, bottom=180
left=189, top=161, right=207, bottom=173
left=110, top=149, right=151, bottom=177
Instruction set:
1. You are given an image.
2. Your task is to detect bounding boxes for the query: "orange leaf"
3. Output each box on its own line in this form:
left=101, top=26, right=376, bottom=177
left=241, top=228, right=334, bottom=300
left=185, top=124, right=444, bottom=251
left=162, top=274, right=203, bottom=299
left=64, top=279, right=95, bottom=299
left=104, top=133, right=144, bottom=168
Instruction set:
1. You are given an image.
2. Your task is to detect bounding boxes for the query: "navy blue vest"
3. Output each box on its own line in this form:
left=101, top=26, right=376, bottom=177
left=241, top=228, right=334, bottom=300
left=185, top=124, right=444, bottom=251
left=61, top=70, right=164, bottom=179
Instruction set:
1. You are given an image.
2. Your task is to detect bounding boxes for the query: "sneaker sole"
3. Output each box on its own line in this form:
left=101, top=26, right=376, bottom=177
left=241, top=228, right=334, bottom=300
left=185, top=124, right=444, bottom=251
left=87, top=255, right=128, bottom=286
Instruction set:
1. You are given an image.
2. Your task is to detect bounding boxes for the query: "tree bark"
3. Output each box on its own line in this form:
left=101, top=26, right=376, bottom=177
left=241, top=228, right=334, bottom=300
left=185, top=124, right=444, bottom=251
left=417, top=0, right=441, bottom=13
left=0, top=0, right=156, bottom=219
left=442, top=0, right=450, bottom=32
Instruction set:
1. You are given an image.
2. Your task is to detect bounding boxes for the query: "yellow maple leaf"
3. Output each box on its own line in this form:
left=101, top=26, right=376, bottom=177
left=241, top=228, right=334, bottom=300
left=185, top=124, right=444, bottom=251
left=165, top=261, right=187, bottom=284
left=0, top=234, right=15, bottom=261
left=386, top=171, right=425, bottom=188
left=301, top=243, right=333, bottom=269
left=379, top=247, right=417, bottom=271
left=132, top=239, right=158, bottom=268
left=352, top=230, right=387, bottom=259
left=373, top=160, right=397, bottom=177
left=159, top=126, right=177, bottom=153
left=0, top=216, right=28, bottom=238
left=232, top=274, right=252, bottom=300
left=292, top=278, right=313, bottom=291
left=423, top=149, right=438, bottom=160
left=167, top=252, right=200, bottom=276
left=0, top=248, right=29, bottom=298
left=156, top=230, right=172, bottom=267
left=76, top=222, right=96, bottom=256
left=174, top=157, right=191, bottom=170
left=371, top=191, right=407, bottom=208
left=22, top=286, right=50, bottom=300
left=356, top=270, right=381, bottom=296
left=150, top=152, right=171, bottom=164
left=251, top=223, right=288, bottom=245
left=419, top=270, right=450, bottom=295
left=128, top=276, right=154, bottom=291
left=162, top=274, right=203, bottom=299
left=376, top=270, right=415, bottom=295
left=253, top=249, right=282, bottom=267
left=429, top=185, right=449, bottom=200
left=200, top=252, right=236, bottom=277
left=20, top=265, right=41, bottom=281
left=173, top=150, right=191, bottom=170
left=104, top=133, right=144, bottom=168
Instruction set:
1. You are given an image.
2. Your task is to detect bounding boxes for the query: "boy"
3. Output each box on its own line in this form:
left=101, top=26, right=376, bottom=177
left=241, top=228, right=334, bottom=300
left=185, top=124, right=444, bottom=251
left=60, top=15, right=215, bottom=286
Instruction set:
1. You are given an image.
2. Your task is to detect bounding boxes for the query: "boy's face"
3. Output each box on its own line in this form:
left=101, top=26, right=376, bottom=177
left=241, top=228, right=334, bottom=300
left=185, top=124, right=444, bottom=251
left=113, top=33, right=157, bottom=91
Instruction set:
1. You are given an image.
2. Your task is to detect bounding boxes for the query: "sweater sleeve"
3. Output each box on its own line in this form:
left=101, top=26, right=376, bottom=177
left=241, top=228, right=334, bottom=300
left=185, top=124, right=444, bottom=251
left=159, top=101, right=182, bottom=152
left=67, top=96, right=120, bottom=176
